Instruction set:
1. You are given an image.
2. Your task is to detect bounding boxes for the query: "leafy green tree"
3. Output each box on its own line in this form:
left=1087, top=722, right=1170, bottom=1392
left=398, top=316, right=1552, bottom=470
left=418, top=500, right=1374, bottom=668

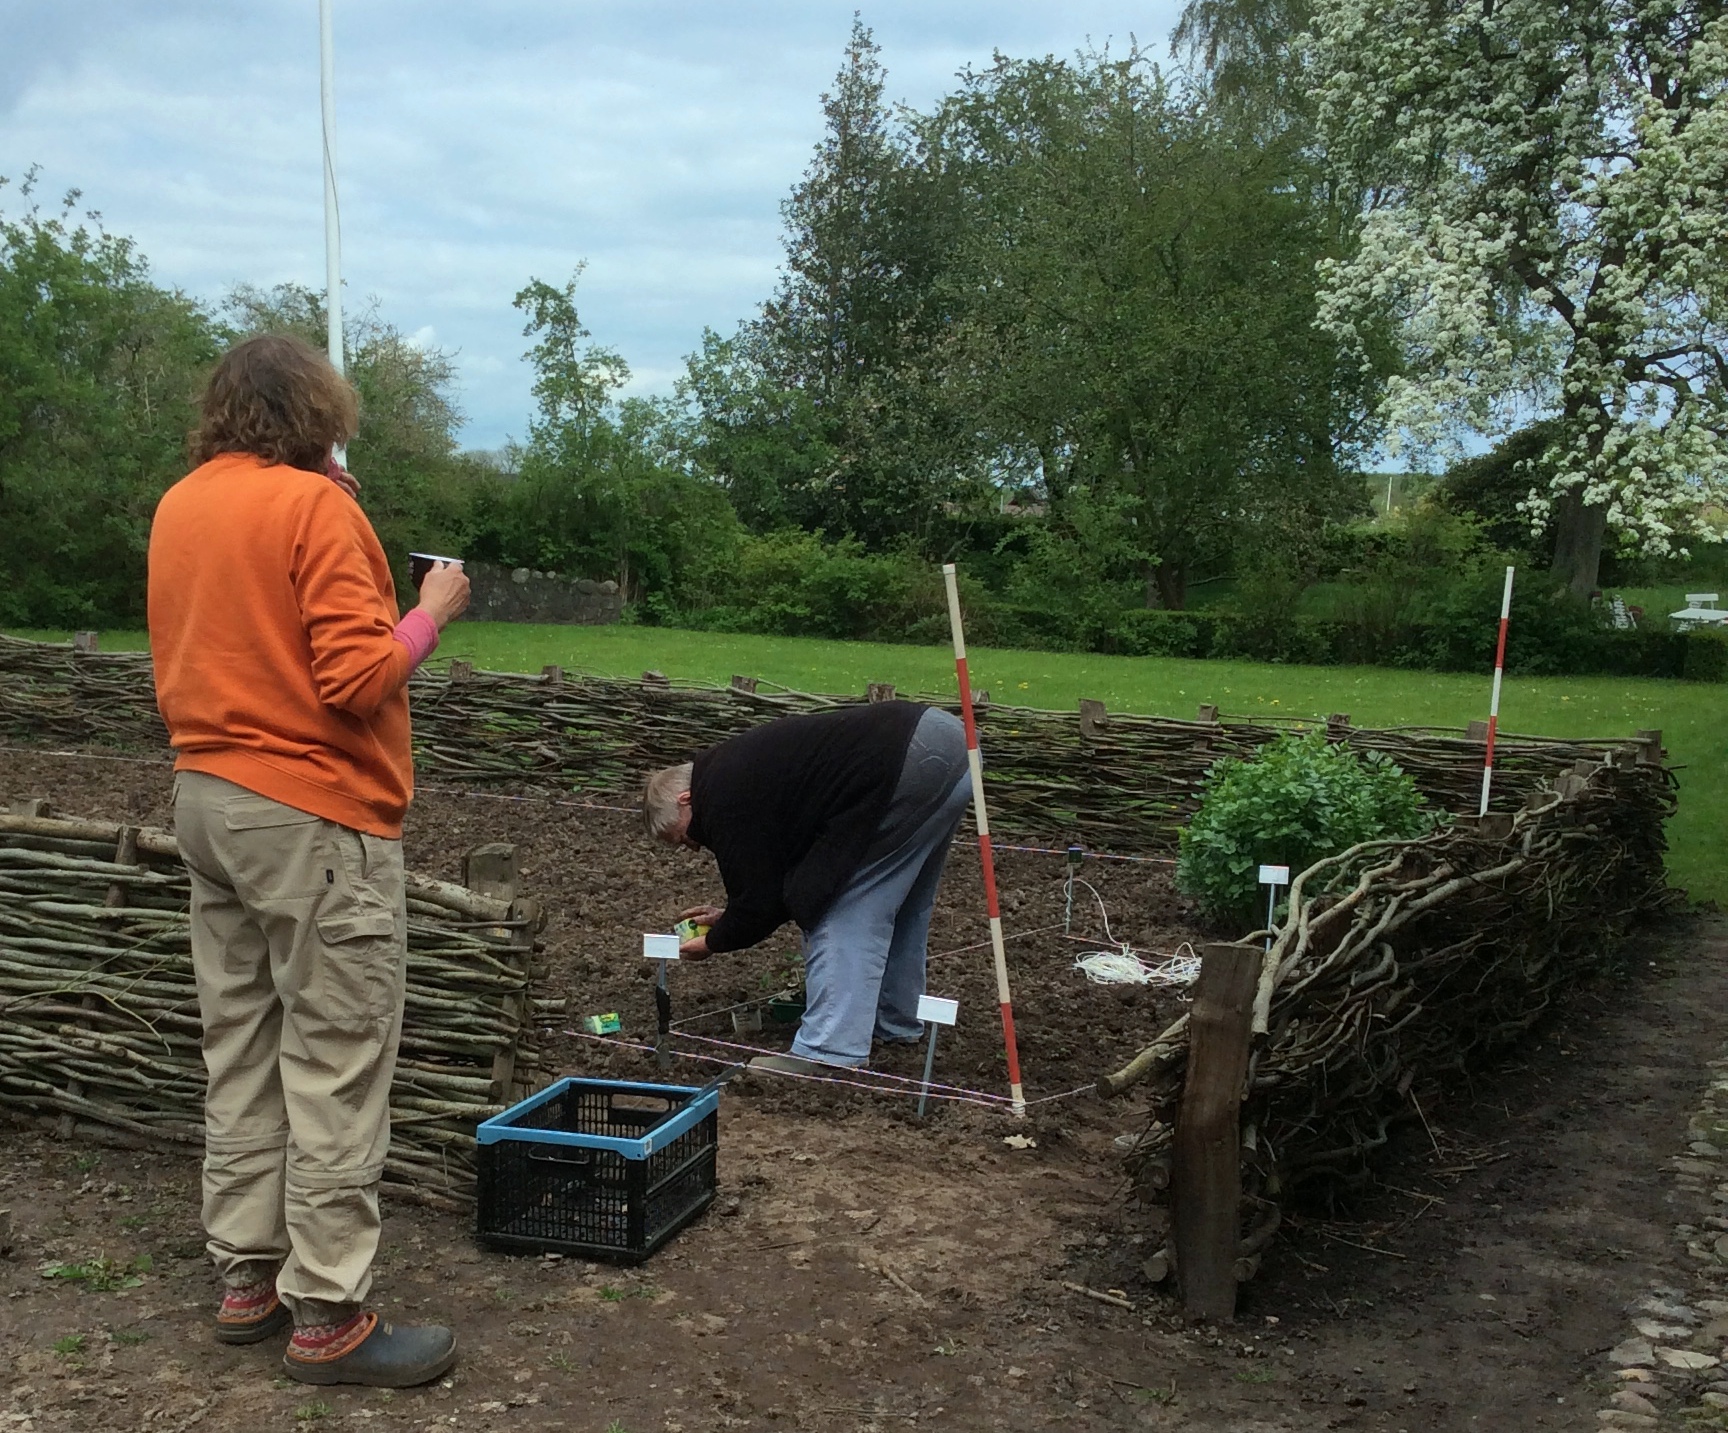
left=685, top=19, right=975, bottom=549
left=486, top=271, right=739, bottom=603
left=1309, top=0, right=1728, bottom=596
left=0, top=172, right=218, bottom=624
left=924, top=52, right=1375, bottom=609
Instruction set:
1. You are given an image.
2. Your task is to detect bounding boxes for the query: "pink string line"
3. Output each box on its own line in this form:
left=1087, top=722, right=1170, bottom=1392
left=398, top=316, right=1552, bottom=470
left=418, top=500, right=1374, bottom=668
left=416, top=783, right=642, bottom=817
left=0, top=745, right=168, bottom=766
left=561, top=1027, right=1093, bottom=1109
left=562, top=1028, right=1006, bottom=1109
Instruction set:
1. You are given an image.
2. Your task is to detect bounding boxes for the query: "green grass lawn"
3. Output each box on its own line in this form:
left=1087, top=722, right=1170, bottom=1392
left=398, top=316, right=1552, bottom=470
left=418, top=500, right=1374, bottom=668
left=11, top=622, right=1721, bottom=904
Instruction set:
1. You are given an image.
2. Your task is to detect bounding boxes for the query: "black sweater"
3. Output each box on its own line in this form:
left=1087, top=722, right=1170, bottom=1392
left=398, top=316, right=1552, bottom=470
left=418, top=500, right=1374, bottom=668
left=687, top=701, right=927, bottom=953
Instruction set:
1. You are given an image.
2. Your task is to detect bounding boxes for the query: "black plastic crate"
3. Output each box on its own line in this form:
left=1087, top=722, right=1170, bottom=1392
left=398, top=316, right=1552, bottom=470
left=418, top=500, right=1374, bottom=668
left=475, top=1077, right=719, bottom=1263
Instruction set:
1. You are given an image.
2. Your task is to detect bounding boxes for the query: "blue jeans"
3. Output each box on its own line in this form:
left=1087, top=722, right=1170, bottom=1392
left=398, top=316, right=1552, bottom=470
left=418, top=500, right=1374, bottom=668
left=792, top=711, right=971, bottom=1067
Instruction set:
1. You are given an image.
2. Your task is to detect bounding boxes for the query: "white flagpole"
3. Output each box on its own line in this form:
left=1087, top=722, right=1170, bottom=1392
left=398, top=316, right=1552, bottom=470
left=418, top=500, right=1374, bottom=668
left=319, top=0, right=345, bottom=421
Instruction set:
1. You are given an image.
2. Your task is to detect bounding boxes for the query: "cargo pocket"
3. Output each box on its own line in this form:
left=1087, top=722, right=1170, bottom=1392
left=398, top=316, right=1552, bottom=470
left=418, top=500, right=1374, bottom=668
left=313, top=829, right=404, bottom=1030
left=222, top=793, right=328, bottom=900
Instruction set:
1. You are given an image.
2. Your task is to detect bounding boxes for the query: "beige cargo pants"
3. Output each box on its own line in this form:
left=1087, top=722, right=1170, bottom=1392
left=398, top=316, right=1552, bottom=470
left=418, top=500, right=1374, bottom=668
left=173, top=771, right=407, bottom=1325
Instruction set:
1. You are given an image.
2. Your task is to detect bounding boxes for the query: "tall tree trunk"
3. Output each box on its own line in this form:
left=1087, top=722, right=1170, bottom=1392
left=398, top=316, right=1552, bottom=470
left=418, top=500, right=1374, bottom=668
left=1548, top=485, right=1608, bottom=597
left=1149, top=561, right=1187, bottom=611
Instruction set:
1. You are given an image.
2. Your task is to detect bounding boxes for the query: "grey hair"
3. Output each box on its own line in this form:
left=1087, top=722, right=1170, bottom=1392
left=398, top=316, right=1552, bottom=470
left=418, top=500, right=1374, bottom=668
left=641, top=763, right=694, bottom=839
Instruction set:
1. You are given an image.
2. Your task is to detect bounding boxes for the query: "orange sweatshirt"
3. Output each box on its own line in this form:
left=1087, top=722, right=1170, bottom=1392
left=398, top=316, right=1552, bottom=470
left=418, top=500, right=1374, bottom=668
left=148, top=452, right=416, bottom=838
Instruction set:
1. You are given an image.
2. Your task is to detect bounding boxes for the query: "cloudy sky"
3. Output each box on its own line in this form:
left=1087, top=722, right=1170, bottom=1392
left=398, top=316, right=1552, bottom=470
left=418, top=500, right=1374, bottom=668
left=1, top=1, right=1185, bottom=449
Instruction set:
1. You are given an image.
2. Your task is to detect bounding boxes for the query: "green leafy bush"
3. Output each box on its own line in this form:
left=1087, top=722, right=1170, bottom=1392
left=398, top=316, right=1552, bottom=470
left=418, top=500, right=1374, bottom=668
left=1178, top=733, right=1431, bottom=924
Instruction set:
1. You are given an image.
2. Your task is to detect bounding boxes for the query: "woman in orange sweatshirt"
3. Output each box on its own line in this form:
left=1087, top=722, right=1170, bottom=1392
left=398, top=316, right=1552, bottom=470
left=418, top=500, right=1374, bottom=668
left=148, top=333, right=468, bottom=1388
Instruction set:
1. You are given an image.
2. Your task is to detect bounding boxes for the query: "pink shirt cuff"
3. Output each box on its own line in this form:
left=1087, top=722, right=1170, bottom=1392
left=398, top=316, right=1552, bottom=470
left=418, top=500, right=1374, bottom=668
left=392, top=608, right=440, bottom=672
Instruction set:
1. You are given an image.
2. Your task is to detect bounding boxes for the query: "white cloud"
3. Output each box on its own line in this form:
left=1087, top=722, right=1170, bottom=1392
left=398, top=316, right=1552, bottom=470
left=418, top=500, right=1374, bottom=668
left=1, top=0, right=1184, bottom=447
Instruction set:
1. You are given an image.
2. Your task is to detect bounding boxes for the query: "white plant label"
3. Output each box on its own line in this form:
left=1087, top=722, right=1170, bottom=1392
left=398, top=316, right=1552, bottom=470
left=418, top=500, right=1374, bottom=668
left=916, top=995, right=959, bottom=1026
left=1258, top=865, right=1291, bottom=887
left=642, top=932, right=681, bottom=961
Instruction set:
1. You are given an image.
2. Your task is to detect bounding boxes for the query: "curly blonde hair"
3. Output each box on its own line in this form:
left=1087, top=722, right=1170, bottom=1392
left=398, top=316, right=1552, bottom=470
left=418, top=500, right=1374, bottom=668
left=190, top=333, right=358, bottom=473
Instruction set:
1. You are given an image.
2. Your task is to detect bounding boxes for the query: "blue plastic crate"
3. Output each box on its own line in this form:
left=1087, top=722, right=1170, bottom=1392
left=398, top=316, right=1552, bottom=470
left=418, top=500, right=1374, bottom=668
left=475, top=1077, right=719, bottom=1262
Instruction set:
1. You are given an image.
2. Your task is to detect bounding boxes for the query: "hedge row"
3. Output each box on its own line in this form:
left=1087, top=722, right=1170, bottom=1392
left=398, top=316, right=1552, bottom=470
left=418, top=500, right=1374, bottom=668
left=1085, top=608, right=1728, bottom=680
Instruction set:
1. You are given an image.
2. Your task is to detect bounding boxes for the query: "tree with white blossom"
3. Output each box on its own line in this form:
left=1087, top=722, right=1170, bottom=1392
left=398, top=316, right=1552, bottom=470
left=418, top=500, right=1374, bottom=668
left=1308, top=0, right=1728, bottom=594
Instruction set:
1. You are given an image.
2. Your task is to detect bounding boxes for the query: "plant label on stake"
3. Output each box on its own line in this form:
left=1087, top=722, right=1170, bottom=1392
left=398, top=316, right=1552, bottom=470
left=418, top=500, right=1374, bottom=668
left=1258, top=865, right=1290, bottom=952
left=915, top=995, right=959, bottom=1119
left=643, top=933, right=679, bottom=1069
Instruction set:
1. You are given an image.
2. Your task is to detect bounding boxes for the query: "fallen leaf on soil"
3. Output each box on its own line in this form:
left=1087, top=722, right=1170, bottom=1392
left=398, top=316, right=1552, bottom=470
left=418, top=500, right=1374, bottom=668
left=1003, top=1135, right=1036, bottom=1150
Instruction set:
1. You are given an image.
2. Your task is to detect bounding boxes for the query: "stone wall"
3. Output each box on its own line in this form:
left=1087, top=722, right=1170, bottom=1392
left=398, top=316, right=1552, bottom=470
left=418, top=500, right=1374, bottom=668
left=460, top=561, right=624, bottom=625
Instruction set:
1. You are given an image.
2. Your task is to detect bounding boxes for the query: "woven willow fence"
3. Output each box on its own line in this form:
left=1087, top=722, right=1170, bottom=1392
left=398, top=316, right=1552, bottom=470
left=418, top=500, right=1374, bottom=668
left=0, top=634, right=1646, bottom=852
left=0, top=809, right=559, bottom=1209
left=1099, top=740, right=1677, bottom=1284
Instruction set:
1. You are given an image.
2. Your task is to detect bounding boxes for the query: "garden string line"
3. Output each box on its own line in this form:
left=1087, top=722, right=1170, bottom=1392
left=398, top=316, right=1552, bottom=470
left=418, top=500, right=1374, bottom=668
left=0, top=749, right=1176, bottom=863
left=562, top=1026, right=1092, bottom=1109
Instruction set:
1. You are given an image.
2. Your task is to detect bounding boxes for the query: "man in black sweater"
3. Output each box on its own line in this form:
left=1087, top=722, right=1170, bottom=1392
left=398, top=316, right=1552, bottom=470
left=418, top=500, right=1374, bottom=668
left=642, top=701, right=972, bottom=1072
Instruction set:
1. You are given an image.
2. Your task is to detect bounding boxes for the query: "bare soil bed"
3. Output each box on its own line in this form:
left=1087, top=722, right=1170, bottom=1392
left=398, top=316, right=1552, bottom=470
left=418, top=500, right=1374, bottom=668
left=1, top=746, right=1723, bottom=1433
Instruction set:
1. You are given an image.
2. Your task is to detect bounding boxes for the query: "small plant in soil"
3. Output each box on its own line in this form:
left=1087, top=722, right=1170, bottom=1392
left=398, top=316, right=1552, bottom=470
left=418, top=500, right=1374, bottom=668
left=295, top=1401, right=332, bottom=1422
left=548, top=1350, right=579, bottom=1373
left=1234, top=1366, right=1278, bottom=1384
left=112, top=1330, right=150, bottom=1346
left=73, top=1152, right=100, bottom=1173
left=40, top=1254, right=151, bottom=1292
left=598, top=1285, right=627, bottom=1302
left=51, top=1333, right=86, bottom=1357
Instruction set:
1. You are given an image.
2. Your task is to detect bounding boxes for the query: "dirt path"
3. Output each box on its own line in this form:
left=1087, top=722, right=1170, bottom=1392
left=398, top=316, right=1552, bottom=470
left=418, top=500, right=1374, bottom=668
left=2, top=748, right=1723, bottom=1431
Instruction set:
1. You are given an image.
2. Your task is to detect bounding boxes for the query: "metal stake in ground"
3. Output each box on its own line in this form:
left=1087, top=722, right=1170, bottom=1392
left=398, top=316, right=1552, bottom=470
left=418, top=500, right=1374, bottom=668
left=643, top=933, right=680, bottom=1071
left=1479, top=566, right=1515, bottom=817
left=1258, top=864, right=1290, bottom=952
left=915, top=994, right=959, bottom=1118
left=941, top=562, right=1026, bottom=1115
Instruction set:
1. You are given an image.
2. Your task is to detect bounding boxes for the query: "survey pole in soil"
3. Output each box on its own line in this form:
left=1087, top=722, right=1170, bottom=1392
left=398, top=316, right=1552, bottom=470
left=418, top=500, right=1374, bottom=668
left=319, top=0, right=346, bottom=425
left=941, top=563, right=1026, bottom=1115
left=1478, top=566, right=1515, bottom=817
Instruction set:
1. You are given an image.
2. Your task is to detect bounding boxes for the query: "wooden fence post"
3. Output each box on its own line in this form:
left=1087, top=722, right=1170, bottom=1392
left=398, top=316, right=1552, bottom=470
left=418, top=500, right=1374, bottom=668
left=867, top=682, right=896, bottom=703
left=730, top=675, right=759, bottom=695
left=57, top=824, right=137, bottom=1139
left=1171, top=941, right=1260, bottom=1321
left=73, top=632, right=99, bottom=654
left=1079, top=699, right=1110, bottom=740
left=449, top=660, right=474, bottom=682
left=540, top=664, right=564, bottom=687
left=1326, top=713, right=1352, bottom=741
left=464, top=844, right=523, bottom=1101
left=1196, top=703, right=1219, bottom=724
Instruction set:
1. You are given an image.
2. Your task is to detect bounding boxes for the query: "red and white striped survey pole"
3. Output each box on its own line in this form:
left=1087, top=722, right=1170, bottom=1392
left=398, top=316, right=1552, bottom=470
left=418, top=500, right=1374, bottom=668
left=941, top=563, right=1026, bottom=1115
left=1478, top=565, right=1515, bottom=817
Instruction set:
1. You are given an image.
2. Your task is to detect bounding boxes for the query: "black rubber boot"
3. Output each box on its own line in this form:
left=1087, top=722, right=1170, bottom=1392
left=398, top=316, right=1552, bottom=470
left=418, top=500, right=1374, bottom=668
left=283, top=1314, right=457, bottom=1387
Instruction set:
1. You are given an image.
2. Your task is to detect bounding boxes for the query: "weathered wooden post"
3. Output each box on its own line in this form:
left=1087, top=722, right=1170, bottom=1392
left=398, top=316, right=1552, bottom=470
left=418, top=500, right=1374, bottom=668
left=464, top=844, right=522, bottom=1101
left=1079, top=698, right=1109, bottom=740
left=540, top=664, right=564, bottom=686
left=729, top=674, right=759, bottom=695
left=1171, top=941, right=1260, bottom=1320
left=72, top=631, right=99, bottom=654
left=867, top=682, right=896, bottom=703
left=449, top=659, right=474, bottom=682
